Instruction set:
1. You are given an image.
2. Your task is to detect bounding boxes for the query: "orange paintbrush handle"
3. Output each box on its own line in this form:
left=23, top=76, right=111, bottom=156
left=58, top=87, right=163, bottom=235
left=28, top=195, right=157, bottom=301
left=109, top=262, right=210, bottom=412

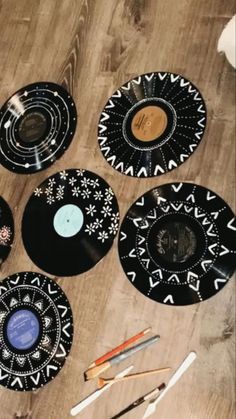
left=88, top=327, right=151, bottom=368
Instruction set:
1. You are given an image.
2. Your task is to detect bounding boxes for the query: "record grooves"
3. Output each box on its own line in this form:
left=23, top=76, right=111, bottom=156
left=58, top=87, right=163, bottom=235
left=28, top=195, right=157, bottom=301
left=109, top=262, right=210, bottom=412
left=0, top=82, right=77, bottom=174
left=98, top=72, right=207, bottom=178
left=118, top=183, right=236, bottom=306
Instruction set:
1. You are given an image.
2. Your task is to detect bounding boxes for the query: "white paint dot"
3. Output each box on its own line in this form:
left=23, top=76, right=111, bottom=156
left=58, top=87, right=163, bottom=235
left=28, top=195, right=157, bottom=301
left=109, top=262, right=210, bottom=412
left=25, top=163, right=30, bottom=168
left=54, top=91, right=58, bottom=96
left=4, top=120, right=11, bottom=129
left=51, top=139, right=56, bottom=145
left=24, top=91, right=28, bottom=96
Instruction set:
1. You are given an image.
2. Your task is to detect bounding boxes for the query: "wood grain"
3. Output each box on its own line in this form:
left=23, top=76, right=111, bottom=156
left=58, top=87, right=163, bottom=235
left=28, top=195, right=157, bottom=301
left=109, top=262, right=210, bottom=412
left=0, top=0, right=235, bottom=418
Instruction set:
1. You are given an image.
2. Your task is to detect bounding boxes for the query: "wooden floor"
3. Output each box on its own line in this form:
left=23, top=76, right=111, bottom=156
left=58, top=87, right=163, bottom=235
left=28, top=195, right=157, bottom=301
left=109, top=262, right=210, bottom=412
left=0, top=0, right=235, bottom=418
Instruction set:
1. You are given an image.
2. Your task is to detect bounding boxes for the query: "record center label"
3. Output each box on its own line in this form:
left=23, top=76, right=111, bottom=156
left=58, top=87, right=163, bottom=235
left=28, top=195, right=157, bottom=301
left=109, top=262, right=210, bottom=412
left=53, top=204, right=84, bottom=238
left=131, top=106, right=168, bottom=141
left=19, top=111, right=47, bottom=143
left=156, top=221, right=197, bottom=263
left=6, top=309, right=40, bottom=350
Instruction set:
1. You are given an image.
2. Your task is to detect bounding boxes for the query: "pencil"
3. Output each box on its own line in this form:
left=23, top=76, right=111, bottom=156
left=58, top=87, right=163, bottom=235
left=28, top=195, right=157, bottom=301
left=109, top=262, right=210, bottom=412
left=88, top=327, right=151, bottom=368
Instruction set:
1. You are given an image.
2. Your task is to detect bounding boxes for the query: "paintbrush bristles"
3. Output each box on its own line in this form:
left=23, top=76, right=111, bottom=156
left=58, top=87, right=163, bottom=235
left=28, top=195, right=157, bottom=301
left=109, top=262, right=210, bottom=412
left=85, top=362, right=110, bottom=381
left=98, top=367, right=171, bottom=388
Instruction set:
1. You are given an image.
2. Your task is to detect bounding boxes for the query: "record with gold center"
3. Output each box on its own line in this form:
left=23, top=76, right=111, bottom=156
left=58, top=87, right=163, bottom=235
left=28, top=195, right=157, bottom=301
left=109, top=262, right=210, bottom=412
left=22, top=169, right=119, bottom=276
left=0, top=82, right=77, bottom=174
left=98, top=72, right=206, bottom=177
left=0, top=272, right=73, bottom=391
left=118, top=183, right=236, bottom=305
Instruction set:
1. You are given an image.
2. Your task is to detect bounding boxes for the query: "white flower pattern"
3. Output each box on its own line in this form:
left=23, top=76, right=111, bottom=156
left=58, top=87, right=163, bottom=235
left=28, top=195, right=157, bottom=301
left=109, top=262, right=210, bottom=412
left=56, top=185, right=65, bottom=200
left=38, top=171, right=118, bottom=243
left=85, top=223, right=95, bottom=235
left=47, top=195, right=55, bottom=205
left=72, top=186, right=81, bottom=197
left=69, top=177, right=77, bottom=186
left=81, top=188, right=91, bottom=199
left=85, top=204, right=97, bottom=217
left=101, top=205, right=112, bottom=218
left=60, top=170, right=68, bottom=180
left=45, top=186, right=53, bottom=196
left=34, top=187, right=43, bottom=197
left=98, top=231, right=109, bottom=242
left=94, top=191, right=103, bottom=201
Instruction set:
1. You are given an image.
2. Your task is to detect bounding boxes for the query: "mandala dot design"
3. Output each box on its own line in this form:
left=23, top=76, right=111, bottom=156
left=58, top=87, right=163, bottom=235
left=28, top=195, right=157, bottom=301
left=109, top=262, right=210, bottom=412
left=0, top=272, right=73, bottom=391
left=98, top=72, right=207, bottom=178
left=118, top=183, right=236, bottom=306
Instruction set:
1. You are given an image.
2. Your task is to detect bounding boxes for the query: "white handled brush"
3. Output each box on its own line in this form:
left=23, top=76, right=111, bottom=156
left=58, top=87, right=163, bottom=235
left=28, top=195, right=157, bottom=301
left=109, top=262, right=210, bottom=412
left=70, top=365, right=133, bottom=416
left=143, top=351, right=197, bottom=418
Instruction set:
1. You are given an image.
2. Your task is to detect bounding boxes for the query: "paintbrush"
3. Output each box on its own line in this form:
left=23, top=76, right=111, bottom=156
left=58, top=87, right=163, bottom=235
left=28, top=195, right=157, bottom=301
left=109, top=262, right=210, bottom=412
left=143, top=351, right=197, bottom=418
left=98, top=367, right=171, bottom=388
left=84, top=335, right=160, bottom=381
left=88, top=327, right=151, bottom=368
left=110, top=383, right=166, bottom=419
left=70, top=365, right=134, bottom=416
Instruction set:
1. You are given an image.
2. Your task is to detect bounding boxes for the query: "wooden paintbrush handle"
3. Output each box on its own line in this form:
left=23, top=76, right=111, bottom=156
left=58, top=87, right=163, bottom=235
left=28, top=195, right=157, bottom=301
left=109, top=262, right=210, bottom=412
left=102, top=367, right=171, bottom=386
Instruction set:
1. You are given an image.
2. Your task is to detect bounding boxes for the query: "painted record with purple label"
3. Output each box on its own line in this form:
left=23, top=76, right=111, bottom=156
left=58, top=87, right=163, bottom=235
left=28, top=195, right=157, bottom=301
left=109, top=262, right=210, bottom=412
left=0, top=272, right=73, bottom=391
left=118, top=183, right=236, bottom=306
left=0, top=82, right=77, bottom=174
left=0, top=196, right=14, bottom=265
left=98, top=72, right=206, bottom=177
left=22, top=169, right=119, bottom=276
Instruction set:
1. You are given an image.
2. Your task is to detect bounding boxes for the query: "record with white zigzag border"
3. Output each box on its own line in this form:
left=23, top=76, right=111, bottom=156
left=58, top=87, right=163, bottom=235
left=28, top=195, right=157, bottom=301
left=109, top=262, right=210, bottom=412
left=0, top=82, right=77, bottom=174
left=119, top=183, right=236, bottom=305
left=0, top=272, right=73, bottom=391
left=98, top=72, right=206, bottom=177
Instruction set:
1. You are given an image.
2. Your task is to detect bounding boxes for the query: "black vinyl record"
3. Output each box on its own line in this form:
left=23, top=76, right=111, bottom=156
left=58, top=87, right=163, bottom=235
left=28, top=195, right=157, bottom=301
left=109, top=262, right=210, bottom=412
left=119, top=183, right=236, bottom=306
left=0, top=272, right=73, bottom=391
left=0, top=82, right=77, bottom=174
left=0, top=196, right=14, bottom=265
left=98, top=72, right=206, bottom=177
left=22, top=169, right=119, bottom=276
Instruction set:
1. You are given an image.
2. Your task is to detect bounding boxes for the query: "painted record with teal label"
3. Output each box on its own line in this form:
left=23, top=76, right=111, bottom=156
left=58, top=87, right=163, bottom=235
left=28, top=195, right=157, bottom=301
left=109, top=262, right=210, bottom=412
left=119, top=183, right=236, bottom=305
left=22, top=169, right=119, bottom=276
left=0, top=272, right=73, bottom=391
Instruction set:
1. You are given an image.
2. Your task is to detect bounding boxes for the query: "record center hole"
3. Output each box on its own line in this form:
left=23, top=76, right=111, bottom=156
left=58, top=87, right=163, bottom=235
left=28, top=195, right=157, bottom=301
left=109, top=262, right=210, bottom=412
left=131, top=105, right=168, bottom=142
left=6, top=309, right=40, bottom=350
left=18, top=111, right=47, bottom=143
left=156, top=221, right=197, bottom=263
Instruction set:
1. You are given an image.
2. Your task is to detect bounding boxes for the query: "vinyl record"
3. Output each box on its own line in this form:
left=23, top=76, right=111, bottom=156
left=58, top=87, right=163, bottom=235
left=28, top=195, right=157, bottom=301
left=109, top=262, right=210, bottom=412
left=22, top=169, right=119, bottom=276
left=119, top=183, right=236, bottom=306
left=0, top=196, right=14, bottom=265
left=98, top=72, right=206, bottom=177
left=0, top=82, right=77, bottom=174
left=0, top=272, right=73, bottom=391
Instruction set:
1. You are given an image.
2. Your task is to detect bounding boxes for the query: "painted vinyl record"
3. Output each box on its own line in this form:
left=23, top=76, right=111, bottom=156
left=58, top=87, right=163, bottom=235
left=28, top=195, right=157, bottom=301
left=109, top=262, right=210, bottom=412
left=0, top=197, right=14, bottom=265
left=119, top=183, right=236, bottom=306
left=22, top=169, right=119, bottom=277
left=98, top=72, right=206, bottom=178
left=0, top=82, right=77, bottom=174
left=0, top=272, right=73, bottom=391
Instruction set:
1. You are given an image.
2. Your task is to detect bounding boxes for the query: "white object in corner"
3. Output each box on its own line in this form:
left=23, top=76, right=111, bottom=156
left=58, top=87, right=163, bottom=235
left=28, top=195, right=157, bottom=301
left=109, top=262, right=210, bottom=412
left=217, top=15, right=236, bottom=68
